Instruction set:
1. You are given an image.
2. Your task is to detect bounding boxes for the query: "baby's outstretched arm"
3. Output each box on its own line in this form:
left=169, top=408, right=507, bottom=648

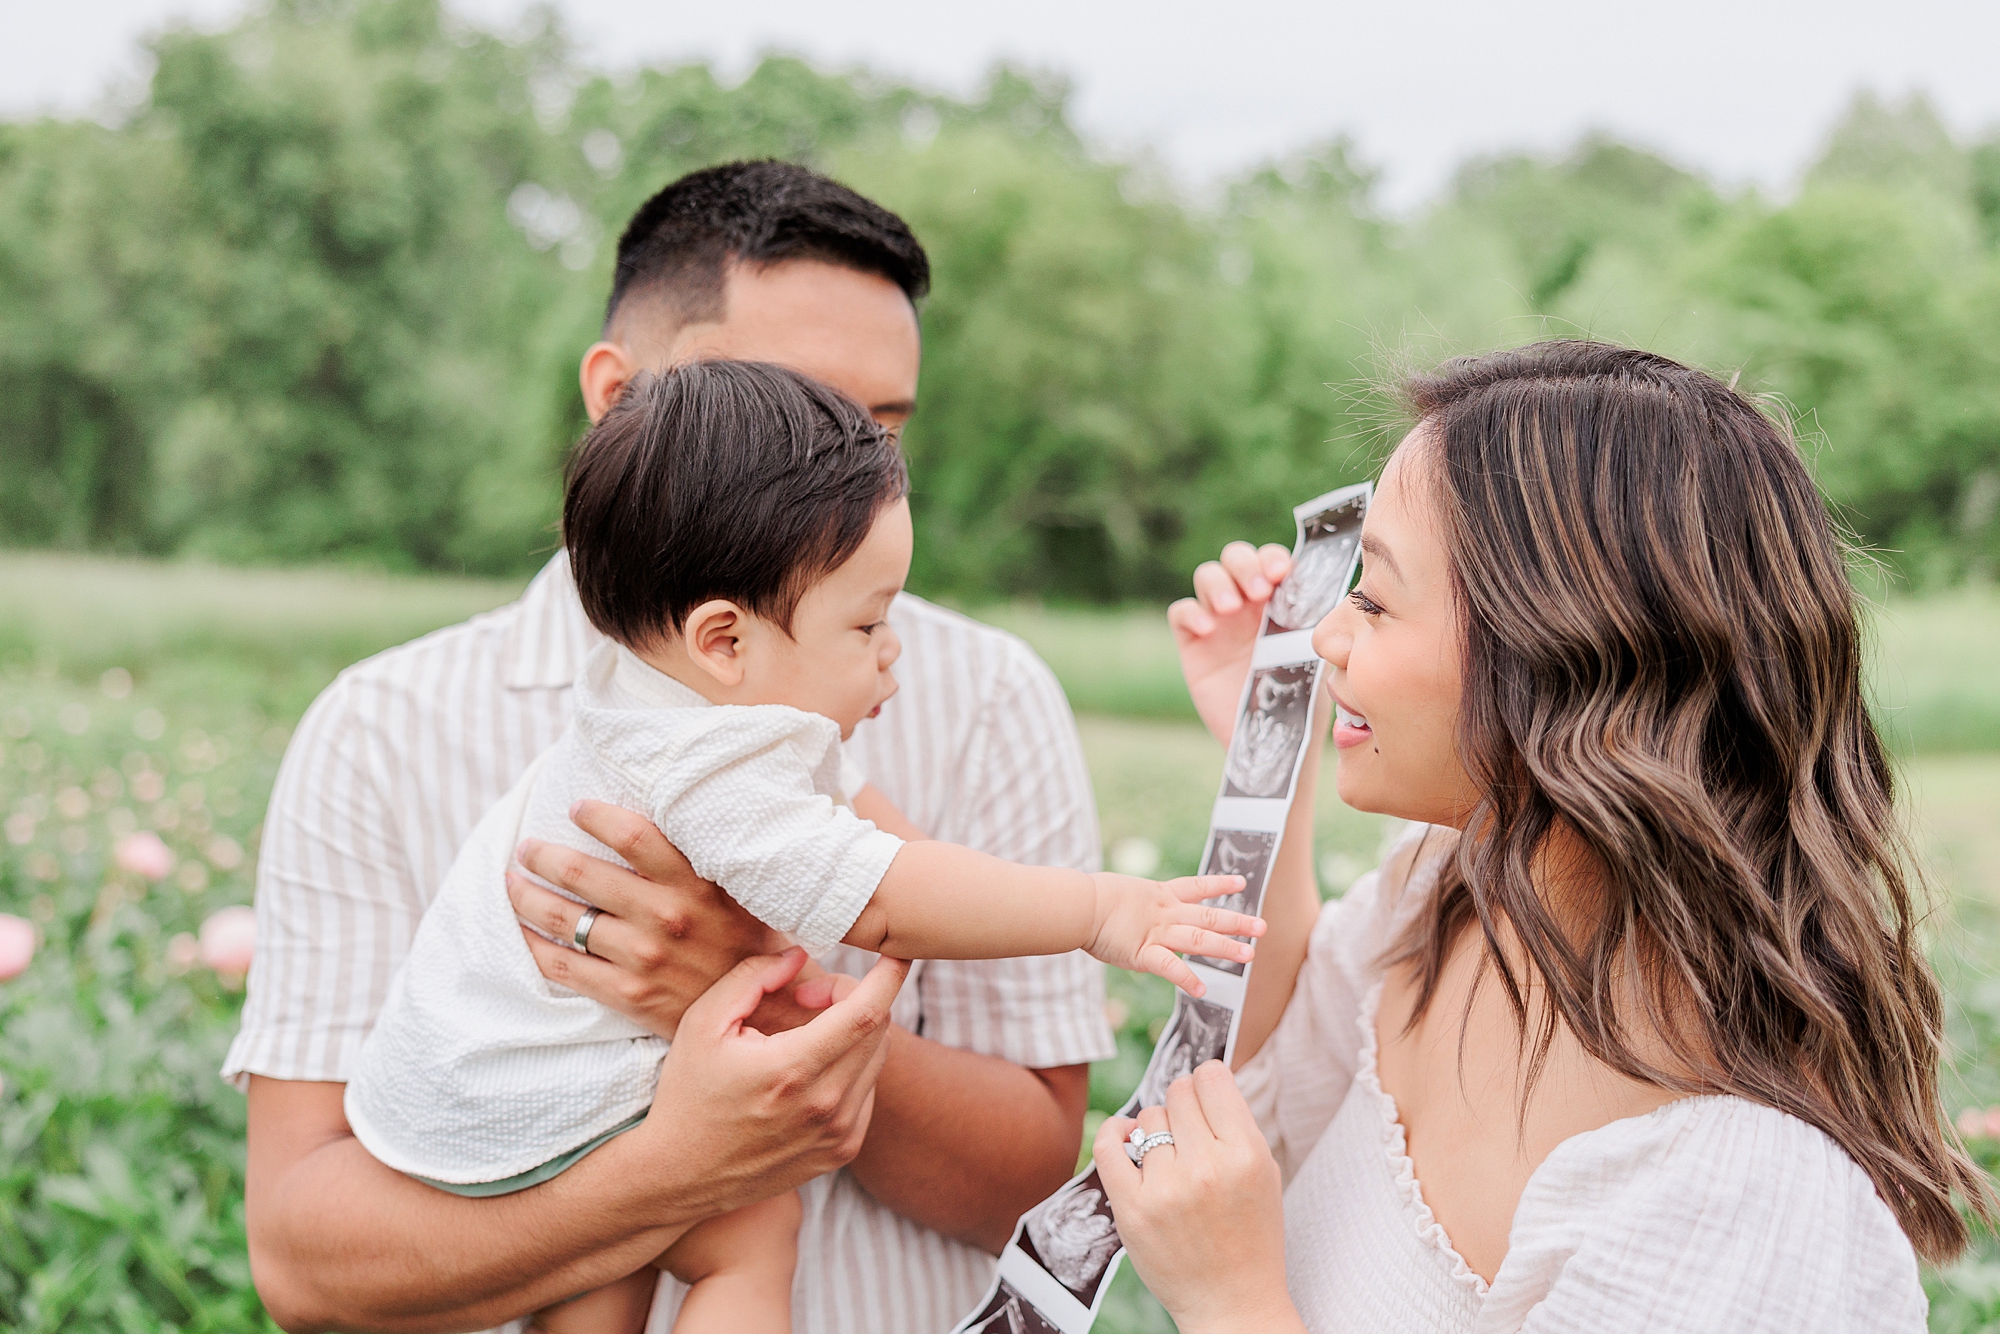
left=841, top=787, right=1260, bottom=998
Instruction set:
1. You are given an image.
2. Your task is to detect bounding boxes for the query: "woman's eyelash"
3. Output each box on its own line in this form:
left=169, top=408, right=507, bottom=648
left=1348, top=589, right=1385, bottom=616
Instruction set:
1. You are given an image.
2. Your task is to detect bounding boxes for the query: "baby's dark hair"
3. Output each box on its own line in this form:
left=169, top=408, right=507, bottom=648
left=563, top=360, right=909, bottom=646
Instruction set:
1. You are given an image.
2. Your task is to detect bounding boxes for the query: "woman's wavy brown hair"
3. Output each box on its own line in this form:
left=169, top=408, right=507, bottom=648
left=1392, top=339, right=1987, bottom=1262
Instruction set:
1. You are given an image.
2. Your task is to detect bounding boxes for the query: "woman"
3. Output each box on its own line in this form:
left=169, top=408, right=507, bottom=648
left=1096, top=341, right=1987, bottom=1332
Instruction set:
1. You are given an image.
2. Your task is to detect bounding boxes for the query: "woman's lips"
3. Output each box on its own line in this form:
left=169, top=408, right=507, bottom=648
left=1333, top=702, right=1373, bottom=750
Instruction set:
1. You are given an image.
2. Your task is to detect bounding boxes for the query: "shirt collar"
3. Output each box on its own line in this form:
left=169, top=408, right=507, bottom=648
left=501, top=550, right=606, bottom=690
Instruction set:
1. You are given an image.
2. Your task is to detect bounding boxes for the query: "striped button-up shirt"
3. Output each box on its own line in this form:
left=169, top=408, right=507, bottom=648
left=225, top=553, right=1114, bottom=1334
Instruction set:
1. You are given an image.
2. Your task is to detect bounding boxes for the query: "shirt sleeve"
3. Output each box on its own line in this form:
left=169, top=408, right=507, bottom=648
left=1237, top=824, right=1447, bottom=1183
left=1485, top=1100, right=1928, bottom=1334
left=915, top=638, right=1116, bottom=1070
left=583, top=704, right=905, bottom=955
left=222, top=675, right=420, bottom=1088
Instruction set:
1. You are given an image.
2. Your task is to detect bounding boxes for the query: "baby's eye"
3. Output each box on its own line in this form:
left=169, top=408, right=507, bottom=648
left=1348, top=589, right=1385, bottom=617
left=860, top=622, right=885, bottom=635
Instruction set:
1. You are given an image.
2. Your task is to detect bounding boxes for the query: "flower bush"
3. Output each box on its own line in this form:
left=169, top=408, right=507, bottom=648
left=0, top=669, right=282, bottom=1332
left=5, top=637, right=2000, bottom=1332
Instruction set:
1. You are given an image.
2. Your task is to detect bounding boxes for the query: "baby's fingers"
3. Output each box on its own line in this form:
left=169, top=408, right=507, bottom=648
left=1177, top=904, right=1265, bottom=938
left=1168, top=873, right=1247, bottom=903
left=1161, top=925, right=1257, bottom=963
left=1136, top=944, right=1207, bottom=998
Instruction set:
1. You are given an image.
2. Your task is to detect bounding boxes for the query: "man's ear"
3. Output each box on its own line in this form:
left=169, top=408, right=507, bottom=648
left=579, top=341, right=638, bottom=424
left=682, top=600, right=751, bottom=687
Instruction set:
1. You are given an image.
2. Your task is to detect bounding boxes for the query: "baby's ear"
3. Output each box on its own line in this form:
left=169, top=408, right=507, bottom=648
left=682, top=599, right=750, bottom=686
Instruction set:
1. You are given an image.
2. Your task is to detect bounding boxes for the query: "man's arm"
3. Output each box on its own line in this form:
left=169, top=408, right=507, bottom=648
left=248, top=1080, right=687, bottom=1333
left=845, top=1035, right=1088, bottom=1252
left=247, top=949, right=907, bottom=1333
left=509, top=810, right=1090, bottom=1254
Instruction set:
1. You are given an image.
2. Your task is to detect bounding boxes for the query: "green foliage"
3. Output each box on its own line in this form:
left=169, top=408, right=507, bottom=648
left=0, top=673, right=281, bottom=1331
left=5, top=557, right=2000, bottom=1329
left=5, top=2, right=1999, bottom=597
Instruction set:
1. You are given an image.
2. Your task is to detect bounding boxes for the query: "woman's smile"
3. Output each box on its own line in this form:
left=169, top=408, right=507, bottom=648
left=1330, top=694, right=1372, bottom=750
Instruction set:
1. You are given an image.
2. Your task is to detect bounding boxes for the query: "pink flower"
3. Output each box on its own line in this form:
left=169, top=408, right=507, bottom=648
left=115, top=831, right=175, bottom=882
left=0, top=914, right=34, bottom=981
left=199, top=905, right=256, bottom=976
left=1984, top=1107, right=2000, bottom=1142
left=166, top=933, right=200, bottom=972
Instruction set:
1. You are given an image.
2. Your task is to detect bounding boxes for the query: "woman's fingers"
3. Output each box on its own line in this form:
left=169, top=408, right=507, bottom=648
left=1164, top=1071, right=1218, bottom=1144
left=1190, top=560, right=1247, bottom=616
left=1093, top=1115, right=1144, bottom=1197
left=1190, top=1060, right=1265, bottom=1143
left=1257, top=543, right=1293, bottom=583
left=1218, top=541, right=1273, bottom=601
left=1166, top=596, right=1214, bottom=643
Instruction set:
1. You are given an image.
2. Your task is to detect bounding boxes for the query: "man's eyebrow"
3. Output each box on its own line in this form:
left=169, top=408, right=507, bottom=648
left=1359, top=533, right=1402, bottom=581
left=871, top=399, right=915, bottom=420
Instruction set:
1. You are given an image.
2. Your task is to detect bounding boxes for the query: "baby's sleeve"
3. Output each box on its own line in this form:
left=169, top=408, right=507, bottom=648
left=577, top=703, right=903, bottom=953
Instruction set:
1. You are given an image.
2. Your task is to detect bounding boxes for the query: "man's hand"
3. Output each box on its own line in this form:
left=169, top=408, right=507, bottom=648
left=508, top=799, right=808, bottom=1038
left=244, top=951, right=908, bottom=1334
left=637, top=947, right=910, bottom=1196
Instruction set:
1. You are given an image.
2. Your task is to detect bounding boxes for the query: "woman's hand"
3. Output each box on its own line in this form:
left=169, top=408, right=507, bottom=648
left=1169, top=541, right=1294, bottom=745
left=635, top=946, right=910, bottom=1210
left=1094, top=1062, right=1303, bottom=1334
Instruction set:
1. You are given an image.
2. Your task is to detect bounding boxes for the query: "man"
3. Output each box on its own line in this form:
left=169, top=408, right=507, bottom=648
left=231, top=161, right=1113, bottom=1334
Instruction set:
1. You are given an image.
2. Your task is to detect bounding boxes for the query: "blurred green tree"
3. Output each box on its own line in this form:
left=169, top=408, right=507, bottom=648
left=1, top=3, right=1997, bottom=595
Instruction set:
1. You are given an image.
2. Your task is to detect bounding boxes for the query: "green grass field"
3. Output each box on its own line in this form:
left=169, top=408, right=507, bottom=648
left=4, top=552, right=2000, bottom=1331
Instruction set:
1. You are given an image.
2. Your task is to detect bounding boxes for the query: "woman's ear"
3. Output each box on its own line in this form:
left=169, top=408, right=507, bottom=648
left=682, top=600, right=751, bottom=687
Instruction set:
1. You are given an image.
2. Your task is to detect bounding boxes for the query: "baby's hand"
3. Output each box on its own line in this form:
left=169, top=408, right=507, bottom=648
left=1085, top=872, right=1264, bottom=997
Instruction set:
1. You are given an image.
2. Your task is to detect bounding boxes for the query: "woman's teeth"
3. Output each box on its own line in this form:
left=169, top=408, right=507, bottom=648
left=1336, top=705, right=1370, bottom=731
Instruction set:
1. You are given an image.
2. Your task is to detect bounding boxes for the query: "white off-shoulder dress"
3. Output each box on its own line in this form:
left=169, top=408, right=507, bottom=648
left=1235, top=826, right=1929, bottom=1333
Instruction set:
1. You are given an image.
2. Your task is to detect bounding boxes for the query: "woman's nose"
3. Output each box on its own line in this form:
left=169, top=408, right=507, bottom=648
left=1312, top=606, right=1353, bottom=669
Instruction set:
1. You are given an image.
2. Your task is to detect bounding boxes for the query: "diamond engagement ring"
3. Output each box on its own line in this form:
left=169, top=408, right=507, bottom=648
left=1124, top=1126, right=1176, bottom=1167
left=573, top=908, right=600, bottom=954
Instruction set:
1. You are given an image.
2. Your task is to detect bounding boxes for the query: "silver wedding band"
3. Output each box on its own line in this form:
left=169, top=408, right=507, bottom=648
left=1125, top=1126, right=1175, bottom=1167
left=573, top=908, right=599, bottom=954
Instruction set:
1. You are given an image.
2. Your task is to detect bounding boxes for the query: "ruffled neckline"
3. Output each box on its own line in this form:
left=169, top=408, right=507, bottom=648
left=1354, top=980, right=1493, bottom=1300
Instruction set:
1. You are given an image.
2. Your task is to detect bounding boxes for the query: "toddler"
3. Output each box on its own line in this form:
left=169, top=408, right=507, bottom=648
left=345, top=361, right=1259, bottom=1334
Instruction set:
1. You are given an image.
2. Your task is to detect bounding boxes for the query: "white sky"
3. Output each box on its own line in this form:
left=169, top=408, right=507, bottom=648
left=5, top=0, right=1998, bottom=209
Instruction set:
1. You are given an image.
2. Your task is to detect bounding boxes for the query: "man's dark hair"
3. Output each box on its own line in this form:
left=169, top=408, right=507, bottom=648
left=564, top=360, right=909, bottom=646
left=606, top=160, right=931, bottom=331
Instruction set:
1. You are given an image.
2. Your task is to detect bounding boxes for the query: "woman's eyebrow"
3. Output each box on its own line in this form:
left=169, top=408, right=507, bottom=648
left=1359, top=532, right=1402, bottom=582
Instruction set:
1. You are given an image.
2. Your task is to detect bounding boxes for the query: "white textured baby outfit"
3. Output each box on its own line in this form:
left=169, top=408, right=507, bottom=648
left=344, top=641, right=904, bottom=1187
left=1235, top=824, right=1929, bottom=1333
